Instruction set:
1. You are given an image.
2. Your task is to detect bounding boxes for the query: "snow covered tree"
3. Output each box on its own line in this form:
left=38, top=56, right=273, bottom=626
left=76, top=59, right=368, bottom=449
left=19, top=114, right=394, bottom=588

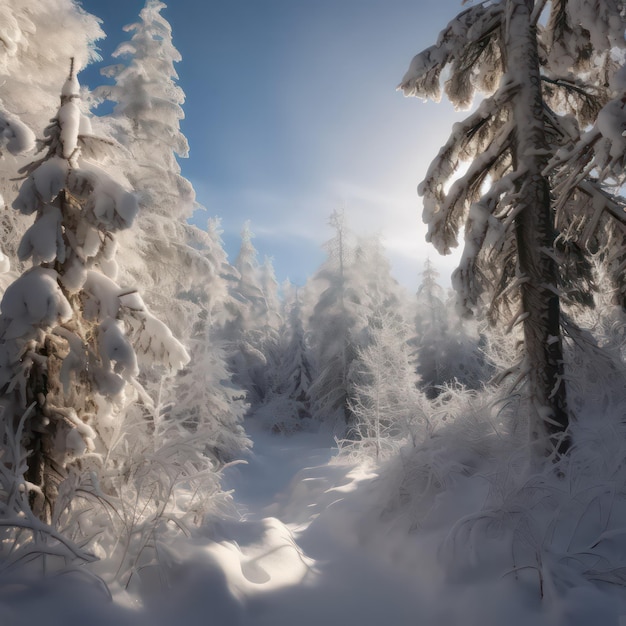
left=253, top=291, right=313, bottom=432
left=165, top=315, right=249, bottom=464
left=350, top=311, right=421, bottom=457
left=307, top=210, right=360, bottom=425
left=276, top=294, right=313, bottom=416
left=399, top=0, right=626, bottom=457
left=413, top=260, right=450, bottom=397
left=259, top=255, right=282, bottom=332
left=0, top=0, right=102, bottom=130
left=230, top=221, right=269, bottom=331
left=352, top=234, right=404, bottom=320
left=162, top=222, right=250, bottom=464
left=221, top=222, right=283, bottom=407
left=306, top=215, right=408, bottom=429
left=94, top=0, right=206, bottom=338
left=95, top=0, right=190, bottom=206
left=0, top=65, right=188, bottom=521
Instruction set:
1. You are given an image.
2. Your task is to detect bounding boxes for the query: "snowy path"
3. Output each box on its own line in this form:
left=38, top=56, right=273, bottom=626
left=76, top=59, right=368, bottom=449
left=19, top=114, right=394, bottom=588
left=200, top=423, right=430, bottom=626
left=122, top=422, right=590, bottom=626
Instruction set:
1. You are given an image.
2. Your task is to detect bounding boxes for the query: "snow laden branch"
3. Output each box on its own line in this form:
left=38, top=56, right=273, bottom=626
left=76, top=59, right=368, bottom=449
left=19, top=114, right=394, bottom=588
left=398, top=2, right=504, bottom=108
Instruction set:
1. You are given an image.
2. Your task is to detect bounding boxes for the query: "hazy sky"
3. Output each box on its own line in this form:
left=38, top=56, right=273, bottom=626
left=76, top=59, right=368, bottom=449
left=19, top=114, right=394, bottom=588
left=78, top=0, right=467, bottom=289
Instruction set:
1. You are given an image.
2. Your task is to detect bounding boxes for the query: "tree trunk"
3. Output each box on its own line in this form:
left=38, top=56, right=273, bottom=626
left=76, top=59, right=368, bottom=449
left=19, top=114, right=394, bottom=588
left=507, top=0, right=569, bottom=457
left=24, top=338, right=54, bottom=523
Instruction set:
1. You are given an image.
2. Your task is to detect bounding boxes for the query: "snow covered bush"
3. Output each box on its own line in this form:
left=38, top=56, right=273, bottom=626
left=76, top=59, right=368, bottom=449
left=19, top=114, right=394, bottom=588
left=360, top=274, right=626, bottom=609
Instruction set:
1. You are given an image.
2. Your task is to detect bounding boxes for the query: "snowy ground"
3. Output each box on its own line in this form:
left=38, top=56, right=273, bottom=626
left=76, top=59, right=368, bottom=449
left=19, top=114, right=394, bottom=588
left=1, top=419, right=624, bottom=625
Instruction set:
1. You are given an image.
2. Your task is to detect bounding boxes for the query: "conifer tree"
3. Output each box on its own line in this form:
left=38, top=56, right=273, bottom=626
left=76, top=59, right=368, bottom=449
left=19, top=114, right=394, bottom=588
left=399, top=0, right=625, bottom=457
left=0, top=65, right=188, bottom=521
left=0, top=0, right=102, bottom=288
left=350, top=311, right=420, bottom=457
left=223, top=222, right=273, bottom=405
left=95, top=0, right=208, bottom=337
left=307, top=210, right=360, bottom=425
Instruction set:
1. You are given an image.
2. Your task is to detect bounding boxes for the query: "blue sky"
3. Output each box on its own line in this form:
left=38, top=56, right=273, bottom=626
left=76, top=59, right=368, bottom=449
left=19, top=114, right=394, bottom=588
left=78, top=0, right=465, bottom=289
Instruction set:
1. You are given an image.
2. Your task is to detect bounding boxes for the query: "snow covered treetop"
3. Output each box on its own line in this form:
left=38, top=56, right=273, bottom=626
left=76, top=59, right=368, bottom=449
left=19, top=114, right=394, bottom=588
left=58, top=61, right=82, bottom=161
left=13, top=63, right=138, bottom=239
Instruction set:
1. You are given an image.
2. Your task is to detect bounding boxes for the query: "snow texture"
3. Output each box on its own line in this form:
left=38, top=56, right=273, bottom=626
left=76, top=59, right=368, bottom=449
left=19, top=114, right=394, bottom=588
left=0, top=105, right=35, bottom=155
left=0, top=267, right=72, bottom=339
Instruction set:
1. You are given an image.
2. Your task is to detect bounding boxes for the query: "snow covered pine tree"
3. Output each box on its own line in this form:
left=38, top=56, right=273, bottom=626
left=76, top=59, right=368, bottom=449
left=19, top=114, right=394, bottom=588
left=0, top=62, right=188, bottom=522
left=307, top=210, right=359, bottom=426
left=399, top=0, right=626, bottom=459
left=94, top=0, right=205, bottom=338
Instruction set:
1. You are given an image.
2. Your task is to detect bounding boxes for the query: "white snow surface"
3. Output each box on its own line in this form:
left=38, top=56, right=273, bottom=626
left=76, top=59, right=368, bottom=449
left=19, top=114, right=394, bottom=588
left=0, top=267, right=72, bottom=338
left=0, top=106, right=35, bottom=156
left=0, top=420, right=623, bottom=625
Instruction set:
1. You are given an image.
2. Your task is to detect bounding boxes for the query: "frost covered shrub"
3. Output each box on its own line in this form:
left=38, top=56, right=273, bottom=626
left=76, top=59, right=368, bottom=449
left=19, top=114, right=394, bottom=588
left=367, top=384, right=523, bottom=531
left=429, top=298, right=626, bottom=599
left=0, top=65, right=188, bottom=530
left=81, top=389, right=237, bottom=589
left=365, top=302, right=626, bottom=603
left=436, top=395, right=626, bottom=601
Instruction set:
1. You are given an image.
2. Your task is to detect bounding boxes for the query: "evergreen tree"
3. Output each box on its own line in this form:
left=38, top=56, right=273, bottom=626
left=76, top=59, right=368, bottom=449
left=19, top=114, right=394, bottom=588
left=399, top=0, right=625, bottom=457
left=307, top=210, right=359, bottom=425
left=166, top=314, right=250, bottom=463
left=163, top=219, right=250, bottom=463
left=413, top=260, right=449, bottom=397
left=95, top=0, right=206, bottom=338
left=251, top=290, right=314, bottom=433
left=224, top=222, right=275, bottom=405
left=0, top=0, right=103, bottom=130
left=0, top=65, right=188, bottom=521
left=277, top=294, right=313, bottom=416
left=350, top=310, right=421, bottom=457
left=413, top=260, right=489, bottom=397
left=259, top=255, right=282, bottom=332
left=0, top=0, right=103, bottom=289
left=352, top=235, right=404, bottom=320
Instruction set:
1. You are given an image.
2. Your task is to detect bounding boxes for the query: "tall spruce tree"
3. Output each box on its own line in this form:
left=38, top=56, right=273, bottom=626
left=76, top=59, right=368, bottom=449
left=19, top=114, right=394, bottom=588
left=0, top=0, right=102, bottom=288
left=0, top=65, right=188, bottom=521
left=307, top=210, right=358, bottom=425
left=95, top=0, right=208, bottom=338
left=399, top=0, right=626, bottom=458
